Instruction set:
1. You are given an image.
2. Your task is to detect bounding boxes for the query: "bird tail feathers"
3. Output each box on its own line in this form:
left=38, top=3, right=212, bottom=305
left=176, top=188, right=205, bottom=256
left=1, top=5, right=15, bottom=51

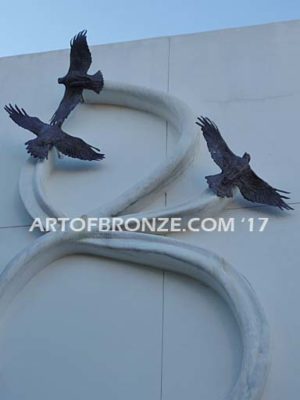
left=25, top=138, right=50, bottom=160
left=89, top=70, right=104, bottom=94
left=88, top=143, right=105, bottom=159
left=206, top=174, right=234, bottom=198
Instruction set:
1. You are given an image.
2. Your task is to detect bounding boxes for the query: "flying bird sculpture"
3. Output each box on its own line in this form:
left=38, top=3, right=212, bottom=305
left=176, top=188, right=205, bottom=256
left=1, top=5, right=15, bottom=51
left=51, top=30, right=104, bottom=126
left=5, top=104, right=105, bottom=161
left=196, top=117, right=292, bottom=210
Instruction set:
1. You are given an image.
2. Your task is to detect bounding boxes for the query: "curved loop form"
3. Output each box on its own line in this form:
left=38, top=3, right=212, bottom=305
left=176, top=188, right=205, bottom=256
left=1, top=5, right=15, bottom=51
left=20, top=80, right=203, bottom=224
left=94, top=190, right=233, bottom=234
left=0, top=230, right=270, bottom=400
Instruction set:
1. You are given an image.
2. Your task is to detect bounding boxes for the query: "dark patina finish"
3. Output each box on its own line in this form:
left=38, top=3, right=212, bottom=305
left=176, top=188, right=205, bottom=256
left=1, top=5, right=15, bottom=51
left=51, top=30, right=104, bottom=126
left=196, top=117, right=292, bottom=210
left=5, top=104, right=105, bottom=161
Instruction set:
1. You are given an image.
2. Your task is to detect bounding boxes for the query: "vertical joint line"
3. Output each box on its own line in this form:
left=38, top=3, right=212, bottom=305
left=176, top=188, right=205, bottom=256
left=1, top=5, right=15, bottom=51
left=165, top=121, right=169, bottom=159
left=160, top=272, right=165, bottom=400
left=167, top=36, right=171, bottom=93
left=164, top=36, right=171, bottom=208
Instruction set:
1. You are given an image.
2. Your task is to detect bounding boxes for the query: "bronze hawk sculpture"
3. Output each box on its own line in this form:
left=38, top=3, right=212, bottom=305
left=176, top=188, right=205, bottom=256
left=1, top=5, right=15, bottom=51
left=196, top=117, right=292, bottom=210
left=5, top=104, right=105, bottom=161
left=50, top=30, right=104, bottom=126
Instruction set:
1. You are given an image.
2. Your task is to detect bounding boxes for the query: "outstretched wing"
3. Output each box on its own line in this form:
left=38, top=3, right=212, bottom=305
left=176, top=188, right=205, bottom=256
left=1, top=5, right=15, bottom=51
left=196, top=117, right=236, bottom=170
left=50, top=88, right=82, bottom=126
left=54, top=132, right=105, bottom=161
left=25, top=138, right=51, bottom=160
left=5, top=104, right=45, bottom=135
left=237, top=167, right=293, bottom=210
left=69, top=30, right=92, bottom=74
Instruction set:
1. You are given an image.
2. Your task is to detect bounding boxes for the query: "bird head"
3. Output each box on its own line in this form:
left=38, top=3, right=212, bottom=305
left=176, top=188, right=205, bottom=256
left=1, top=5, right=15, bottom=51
left=58, top=77, right=64, bottom=84
left=243, top=152, right=251, bottom=163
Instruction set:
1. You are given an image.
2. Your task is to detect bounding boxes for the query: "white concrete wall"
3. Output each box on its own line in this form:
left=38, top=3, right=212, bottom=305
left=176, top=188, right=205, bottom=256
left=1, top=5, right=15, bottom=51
left=0, top=20, right=299, bottom=400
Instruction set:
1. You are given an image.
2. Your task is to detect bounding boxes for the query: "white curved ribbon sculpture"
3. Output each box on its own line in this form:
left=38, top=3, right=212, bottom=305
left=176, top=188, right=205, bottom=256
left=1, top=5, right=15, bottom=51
left=1, top=81, right=270, bottom=400
left=20, top=80, right=230, bottom=225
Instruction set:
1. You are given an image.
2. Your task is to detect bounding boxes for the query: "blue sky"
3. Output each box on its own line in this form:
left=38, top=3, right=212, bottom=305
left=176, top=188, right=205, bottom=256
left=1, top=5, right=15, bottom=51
left=0, top=0, right=299, bottom=56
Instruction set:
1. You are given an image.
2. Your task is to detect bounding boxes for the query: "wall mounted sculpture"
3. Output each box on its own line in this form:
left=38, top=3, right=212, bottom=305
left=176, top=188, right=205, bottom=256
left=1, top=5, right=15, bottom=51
left=51, top=30, right=104, bottom=126
left=196, top=117, right=292, bottom=210
left=5, top=104, right=105, bottom=161
left=0, top=27, right=281, bottom=399
left=1, top=78, right=271, bottom=400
